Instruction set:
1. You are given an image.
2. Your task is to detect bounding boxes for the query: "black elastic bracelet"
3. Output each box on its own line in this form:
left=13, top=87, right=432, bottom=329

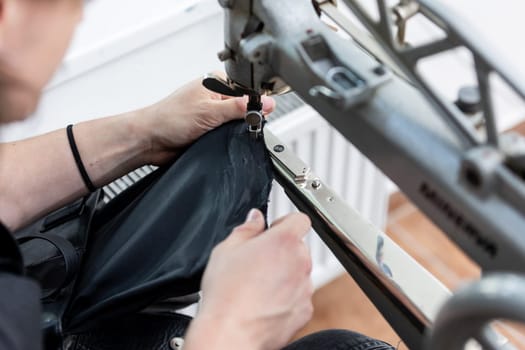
left=66, top=124, right=96, bottom=192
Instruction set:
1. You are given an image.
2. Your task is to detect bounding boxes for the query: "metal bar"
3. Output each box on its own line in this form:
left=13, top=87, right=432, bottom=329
left=475, top=58, right=500, bottom=147
left=220, top=1, right=525, bottom=347
left=377, top=0, right=396, bottom=47
left=402, top=37, right=461, bottom=66
left=265, top=129, right=451, bottom=350
left=280, top=58, right=525, bottom=272
left=341, top=0, right=525, bottom=150
left=316, top=1, right=409, bottom=81
left=341, top=0, right=480, bottom=147
left=418, top=0, right=525, bottom=103
left=256, top=0, right=525, bottom=332
left=253, top=3, right=525, bottom=270
left=428, top=274, right=525, bottom=350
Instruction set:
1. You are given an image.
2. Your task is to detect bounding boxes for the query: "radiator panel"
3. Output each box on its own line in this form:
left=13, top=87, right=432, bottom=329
left=267, top=95, right=390, bottom=289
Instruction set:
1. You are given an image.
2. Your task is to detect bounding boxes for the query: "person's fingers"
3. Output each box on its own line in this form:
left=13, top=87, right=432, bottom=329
left=297, top=280, right=315, bottom=321
left=212, top=97, right=247, bottom=122
left=227, top=209, right=266, bottom=243
left=204, top=71, right=273, bottom=110
left=270, top=217, right=285, bottom=228
left=262, top=96, right=275, bottom=114
left=300, top=243, right=313, bottom=276
left=296, top=278, right=314, bottom=311
left=268, top=212, right=311, bottom=240
left=214, top=91, right=273, bottom=120
left=219, top=93, right=246, bottom=101
left=285, top=278, right=314, bottom=338
left=270, top=212, right=309, bottom=228
left=211, top=70, right=227, bottom=80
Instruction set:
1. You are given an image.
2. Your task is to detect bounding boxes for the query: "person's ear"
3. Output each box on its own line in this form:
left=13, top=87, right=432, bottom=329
left=0, top=0, right=4, bottom=37
left=0, top=0, right=30, bottom=53
left=0, top=0, right=12, bottom=51
left=0, top=0, right=6, bottom=52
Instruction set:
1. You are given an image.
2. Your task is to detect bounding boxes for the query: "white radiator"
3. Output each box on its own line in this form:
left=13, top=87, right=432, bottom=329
left=267, top=94, right=390, bottom=289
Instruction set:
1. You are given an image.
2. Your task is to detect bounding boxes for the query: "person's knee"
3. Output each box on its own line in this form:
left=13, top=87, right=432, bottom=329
left=283, top=329, right=395, bottom=350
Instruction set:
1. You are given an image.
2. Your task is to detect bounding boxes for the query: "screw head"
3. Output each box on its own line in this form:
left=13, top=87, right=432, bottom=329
left=312, top=180, right=321, bottom=189
left=456, top=86, right=481, bottom=115
left=273, top=145, right=285, bottom=153
left=373, top=66, right=386, bottom=76
left=464, top=167, right=482, bottom=188
left=169, top=337, right=185, bottom=350
left=217, top=48, right=233, bottom=61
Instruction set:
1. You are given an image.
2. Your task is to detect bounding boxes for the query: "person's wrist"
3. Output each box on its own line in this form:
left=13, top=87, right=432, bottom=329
left=128, top=105, right=180, bottom=165
left=124, top=106, right=159, bottom=165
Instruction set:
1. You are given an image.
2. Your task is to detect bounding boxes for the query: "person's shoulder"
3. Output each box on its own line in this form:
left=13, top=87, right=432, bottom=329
left=0, top=221, right=24, bottom=275
left=0, top=270, right=43, bottom=350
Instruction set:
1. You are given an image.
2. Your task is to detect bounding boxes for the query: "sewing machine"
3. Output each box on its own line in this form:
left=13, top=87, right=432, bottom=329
left=204, top=1, right=525, bottom=348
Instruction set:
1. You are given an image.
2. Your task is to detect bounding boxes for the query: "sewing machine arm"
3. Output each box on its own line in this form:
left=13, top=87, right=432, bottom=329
left=216, top=0, right=525, bottom=348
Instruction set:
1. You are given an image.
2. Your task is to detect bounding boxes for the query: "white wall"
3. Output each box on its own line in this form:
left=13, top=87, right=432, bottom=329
left=442, top=0, right=525, bottom=70
left=419, top=0, right=525, bottom=132
left=0, top=0, right=223, bottom=141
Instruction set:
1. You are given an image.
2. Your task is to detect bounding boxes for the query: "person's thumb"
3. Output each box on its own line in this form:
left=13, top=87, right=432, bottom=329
left=228, top=208, right=266, bottom=243
left=215, top=96, right=275, bottom=123
left=214, top=97, right=246, bottom=123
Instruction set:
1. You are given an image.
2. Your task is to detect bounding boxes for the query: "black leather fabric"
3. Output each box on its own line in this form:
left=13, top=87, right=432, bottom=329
left=64, top=313, right=191, bottom=350
left=17, top=233, right=80, bottom=300
left=15, top=193, right=100, bottom=301
left=64, top=121, right=274, bottom=332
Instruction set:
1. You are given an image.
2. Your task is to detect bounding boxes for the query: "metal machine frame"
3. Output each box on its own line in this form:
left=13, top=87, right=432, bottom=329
left=211, top=0, right=525, bottom=348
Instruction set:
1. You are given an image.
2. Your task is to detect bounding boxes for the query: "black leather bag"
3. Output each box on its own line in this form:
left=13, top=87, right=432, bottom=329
left=15, top=191, right=101, bottom=302
left=14, top=191, right=102, bottom=350
left=15, top=121, right=274, bottom=349
left=62, top=121, right=273, bottom=333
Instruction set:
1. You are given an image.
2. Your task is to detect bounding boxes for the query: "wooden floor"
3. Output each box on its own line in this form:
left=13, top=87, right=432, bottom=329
left=293, top=196, right=525, bottom=349
left=292, top=122, right=525, bottom=349
left=292, top=195, right=475, bottom=349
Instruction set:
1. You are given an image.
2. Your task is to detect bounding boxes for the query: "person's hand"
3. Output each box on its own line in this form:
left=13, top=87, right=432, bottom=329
left=184, top=209, right=314, bottom=350
left=134, top=74, right=275, bottom=165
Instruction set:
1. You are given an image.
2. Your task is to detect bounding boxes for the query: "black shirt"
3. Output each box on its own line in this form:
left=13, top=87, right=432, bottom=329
left=0, top=222, right=42, bottom=350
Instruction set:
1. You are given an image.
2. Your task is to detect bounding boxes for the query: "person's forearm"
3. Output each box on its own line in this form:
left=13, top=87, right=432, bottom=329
left=0, top=109, right=152, bottom=231
left=0, top=76, right=268, bottom=231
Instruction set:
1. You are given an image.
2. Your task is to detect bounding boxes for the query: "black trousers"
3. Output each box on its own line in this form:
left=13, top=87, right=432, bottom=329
left=63, top=121, right=394, bottom=349
left=66, top=315, right=394, bottom=350
left=285, top=330, right=394, bottom=350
